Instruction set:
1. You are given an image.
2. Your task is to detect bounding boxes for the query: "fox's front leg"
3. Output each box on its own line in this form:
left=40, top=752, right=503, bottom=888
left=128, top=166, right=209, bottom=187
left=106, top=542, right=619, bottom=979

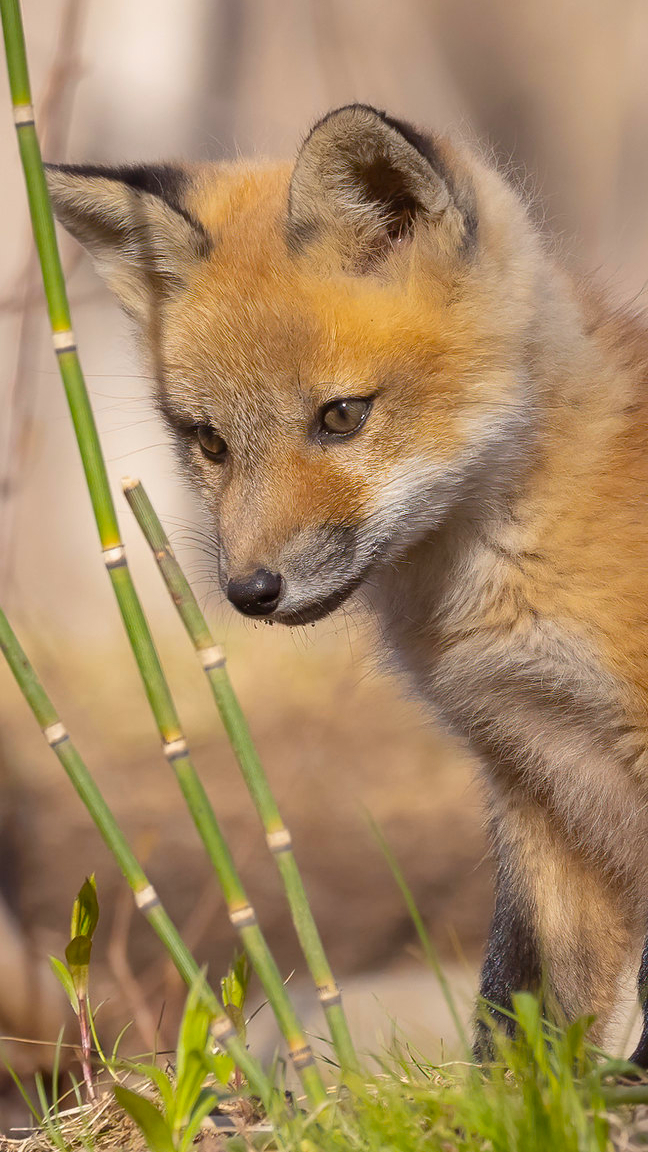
left=474, top=844, right=542, bottom=1058
left=628, top=935, right=648, bottom=1068
left=475, top=795, right=633, bottom=1059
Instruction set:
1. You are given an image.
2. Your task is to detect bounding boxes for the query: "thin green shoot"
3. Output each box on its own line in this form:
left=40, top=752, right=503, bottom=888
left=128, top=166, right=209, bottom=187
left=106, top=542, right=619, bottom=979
left=366, top=811, right=470, bottom=1055
left=34, top=1070, right=68, bottom=1152
left=49, top=875, right=101, bottom=1101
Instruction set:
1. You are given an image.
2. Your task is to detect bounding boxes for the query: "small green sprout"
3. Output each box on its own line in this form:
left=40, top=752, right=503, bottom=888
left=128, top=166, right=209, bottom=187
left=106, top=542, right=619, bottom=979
left=49, top=875, right=99, bottom=1101
left=211, top=950, right=251, bottom=1090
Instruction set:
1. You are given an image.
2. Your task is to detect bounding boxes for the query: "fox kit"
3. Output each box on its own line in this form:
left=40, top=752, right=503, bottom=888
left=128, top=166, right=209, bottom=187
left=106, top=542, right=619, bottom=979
left=47, top=104, right=648, bottom=1061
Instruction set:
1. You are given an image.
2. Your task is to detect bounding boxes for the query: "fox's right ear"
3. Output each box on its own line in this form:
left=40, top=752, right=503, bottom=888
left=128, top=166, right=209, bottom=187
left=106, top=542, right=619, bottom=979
left=46, top=163, right=210, bottom=325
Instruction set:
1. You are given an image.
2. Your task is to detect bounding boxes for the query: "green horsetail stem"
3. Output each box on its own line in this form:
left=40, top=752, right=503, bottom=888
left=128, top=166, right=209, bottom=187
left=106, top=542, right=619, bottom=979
left=123, top=478, right=359, bottom=1076
left=1, top=0, right=327, bottom=1109
left=0, top=0, right=119, bottom=549
left=0, top=608, right=272, bottom=1108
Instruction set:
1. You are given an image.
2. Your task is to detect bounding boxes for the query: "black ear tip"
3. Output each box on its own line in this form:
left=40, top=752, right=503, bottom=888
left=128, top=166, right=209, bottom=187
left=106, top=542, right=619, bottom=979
left=40, top=163, right=209, bottom=248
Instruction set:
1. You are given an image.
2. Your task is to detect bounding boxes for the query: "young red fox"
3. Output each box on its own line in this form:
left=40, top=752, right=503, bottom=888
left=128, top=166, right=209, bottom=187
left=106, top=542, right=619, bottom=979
left=47, top=104, right=648, bottom=1061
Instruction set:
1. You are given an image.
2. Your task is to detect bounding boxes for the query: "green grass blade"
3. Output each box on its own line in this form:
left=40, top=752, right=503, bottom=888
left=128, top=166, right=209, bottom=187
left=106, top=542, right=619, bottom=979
left=368, top=812, right=470, bottom=1055
left=114, top=1086, right=175, bottom=1152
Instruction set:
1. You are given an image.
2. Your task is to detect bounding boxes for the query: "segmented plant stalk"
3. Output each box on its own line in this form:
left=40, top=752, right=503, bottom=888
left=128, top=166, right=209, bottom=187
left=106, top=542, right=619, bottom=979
left=0, top=607, right=272, bottom=1107
left=1, top=0, right=327, bottom=1108
left=124, top=477, right=359, bottom=1075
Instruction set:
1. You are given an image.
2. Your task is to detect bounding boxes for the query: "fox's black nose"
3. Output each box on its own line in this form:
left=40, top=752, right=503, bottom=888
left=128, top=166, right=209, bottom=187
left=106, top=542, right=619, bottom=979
left=227, top=569, right=283, bottom=616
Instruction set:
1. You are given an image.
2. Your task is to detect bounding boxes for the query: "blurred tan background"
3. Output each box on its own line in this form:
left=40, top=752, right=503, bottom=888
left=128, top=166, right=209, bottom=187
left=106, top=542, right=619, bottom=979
left=1, top=0, right=648, bottom=1104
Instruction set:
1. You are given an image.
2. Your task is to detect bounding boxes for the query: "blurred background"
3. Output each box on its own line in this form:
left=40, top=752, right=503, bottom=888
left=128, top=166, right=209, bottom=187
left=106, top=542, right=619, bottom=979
left=1, top=0, right=647, bottom=1116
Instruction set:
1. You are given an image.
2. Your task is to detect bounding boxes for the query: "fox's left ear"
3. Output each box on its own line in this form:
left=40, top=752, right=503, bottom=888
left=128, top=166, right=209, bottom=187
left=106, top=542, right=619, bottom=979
left=46, top=163, right=210, bottom=326
left=288, top=104, right=476, bottom=263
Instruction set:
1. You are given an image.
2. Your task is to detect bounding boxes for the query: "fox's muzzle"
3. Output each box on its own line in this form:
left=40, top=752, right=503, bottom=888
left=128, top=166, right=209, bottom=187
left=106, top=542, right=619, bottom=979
left=221, top=521, right=370, bottom=623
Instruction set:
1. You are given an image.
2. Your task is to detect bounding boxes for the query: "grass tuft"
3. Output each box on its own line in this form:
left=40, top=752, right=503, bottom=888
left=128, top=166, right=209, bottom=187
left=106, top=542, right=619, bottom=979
left=5, top=990, right=643, bottom=1151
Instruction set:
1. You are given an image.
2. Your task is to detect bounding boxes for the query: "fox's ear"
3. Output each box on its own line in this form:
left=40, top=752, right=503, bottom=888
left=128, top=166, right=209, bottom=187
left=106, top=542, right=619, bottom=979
left=288, top=104, right=476, bottom=264
left=46, top=163, right=210, bottom=324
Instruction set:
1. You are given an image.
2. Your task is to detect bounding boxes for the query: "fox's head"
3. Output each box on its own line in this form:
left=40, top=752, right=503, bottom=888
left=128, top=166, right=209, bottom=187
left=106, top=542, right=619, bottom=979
left=48, top=104, right=540, bottom=624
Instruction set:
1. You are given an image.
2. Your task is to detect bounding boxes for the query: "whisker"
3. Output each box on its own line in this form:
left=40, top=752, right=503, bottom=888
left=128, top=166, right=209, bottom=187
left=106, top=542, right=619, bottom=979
left=106, top=442, right=170, bottom=463
left=101, top=417, right=162, bottom=433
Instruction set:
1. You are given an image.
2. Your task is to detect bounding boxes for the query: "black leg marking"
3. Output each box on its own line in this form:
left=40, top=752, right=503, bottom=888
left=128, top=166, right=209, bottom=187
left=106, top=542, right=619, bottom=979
left=474, top=858, right=542, bottom=1061
left=629, top=933, right=648, bottom=1068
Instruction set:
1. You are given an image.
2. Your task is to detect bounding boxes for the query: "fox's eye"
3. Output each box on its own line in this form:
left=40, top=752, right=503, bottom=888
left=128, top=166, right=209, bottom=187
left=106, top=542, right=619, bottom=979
left=320, top=397, right=371, bottom=436
left=196, top=425, right=227, bottom=461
